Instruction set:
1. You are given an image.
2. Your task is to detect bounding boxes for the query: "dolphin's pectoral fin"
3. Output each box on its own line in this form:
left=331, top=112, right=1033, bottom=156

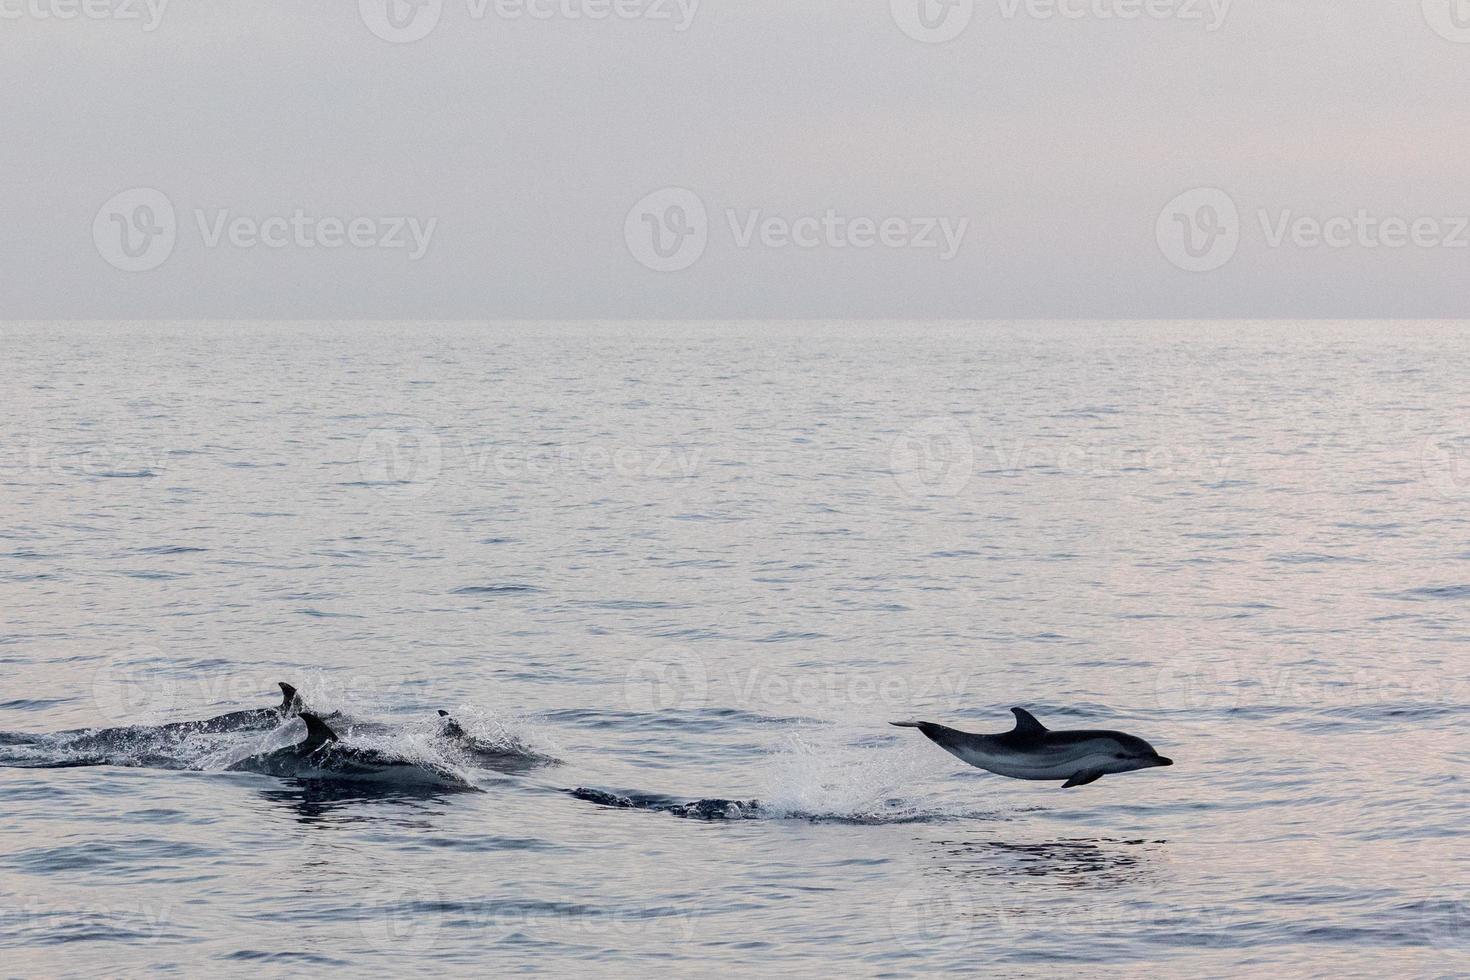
left=298, top=712, right=339, bottom=752
left=1010, top=707, right=1048, bottom=737
left=1062, top=770, right=1104, bottom=789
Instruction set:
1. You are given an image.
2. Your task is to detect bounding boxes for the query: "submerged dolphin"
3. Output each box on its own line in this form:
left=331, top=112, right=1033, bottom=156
left=572, top=787, right=759, bottom=820
left=229, top=712, right=468, bottom=786
left=437, top=709, right=466, bottom=739
left=892, top=708, right=1173, bottom=788
left=434, top=709, right=553, bottom=774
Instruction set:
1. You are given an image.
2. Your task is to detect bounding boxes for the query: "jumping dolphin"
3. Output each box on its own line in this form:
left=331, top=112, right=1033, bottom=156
left=228, top=712, right=469, bottom=787
left=892, top=708, right=1173, bottom=788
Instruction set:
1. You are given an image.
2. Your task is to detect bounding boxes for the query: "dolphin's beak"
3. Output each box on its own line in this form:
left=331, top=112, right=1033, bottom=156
left=1154, top=755, right=1174, bottom=767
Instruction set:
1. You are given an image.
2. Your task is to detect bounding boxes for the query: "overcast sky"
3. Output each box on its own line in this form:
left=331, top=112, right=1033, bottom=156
left=4, top=1, right=1468, bottom=319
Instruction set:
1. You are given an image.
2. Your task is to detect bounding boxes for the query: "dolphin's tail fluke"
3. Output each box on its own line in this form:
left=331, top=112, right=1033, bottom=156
left=890, top=721, right=925, bottom=728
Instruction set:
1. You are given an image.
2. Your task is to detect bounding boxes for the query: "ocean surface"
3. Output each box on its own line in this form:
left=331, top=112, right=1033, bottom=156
left=1, top=321, right=1467, bottom=977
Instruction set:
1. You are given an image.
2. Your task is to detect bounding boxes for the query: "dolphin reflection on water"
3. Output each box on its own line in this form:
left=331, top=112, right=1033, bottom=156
left=893, top=708, right=1173, bottom=789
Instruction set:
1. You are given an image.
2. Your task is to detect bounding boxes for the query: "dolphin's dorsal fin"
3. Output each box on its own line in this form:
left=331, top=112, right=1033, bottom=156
left=438, top=710, right=449, bottom=717
left=278, top=682, right=302, bottom=714
left=298, top=712, right=339, bottom=750
left=1010, top=707, right=1047, bottom=736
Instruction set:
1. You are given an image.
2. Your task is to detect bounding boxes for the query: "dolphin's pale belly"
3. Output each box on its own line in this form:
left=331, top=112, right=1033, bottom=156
left=952, top=743, right=1119, bottom=781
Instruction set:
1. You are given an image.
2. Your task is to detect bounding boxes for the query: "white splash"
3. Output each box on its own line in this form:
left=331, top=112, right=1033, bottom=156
left=758, top=728, right=993, bottom=823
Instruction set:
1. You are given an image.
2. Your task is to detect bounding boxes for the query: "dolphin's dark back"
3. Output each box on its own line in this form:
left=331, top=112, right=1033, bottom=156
left=894, top=709, right=1127, bottom=758
left=994, top=727, right=1121, bottom=749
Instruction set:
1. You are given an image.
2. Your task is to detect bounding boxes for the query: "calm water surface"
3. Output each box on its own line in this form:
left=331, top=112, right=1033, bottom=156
left=1, top=322, right=1467, bottom=976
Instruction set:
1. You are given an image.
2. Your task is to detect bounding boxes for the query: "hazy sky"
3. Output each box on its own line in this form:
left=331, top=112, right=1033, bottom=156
left=4, top=1, right=1468, bottom=318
